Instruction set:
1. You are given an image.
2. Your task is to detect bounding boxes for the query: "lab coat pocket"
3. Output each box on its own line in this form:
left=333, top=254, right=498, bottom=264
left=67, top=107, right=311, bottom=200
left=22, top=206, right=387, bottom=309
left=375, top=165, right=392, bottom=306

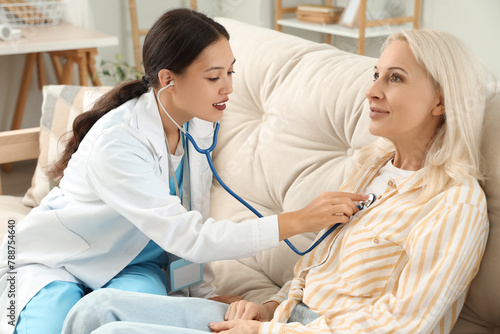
left=17, top=210, right=90, bottom=268
left=338, top=225, right=405, bottom=298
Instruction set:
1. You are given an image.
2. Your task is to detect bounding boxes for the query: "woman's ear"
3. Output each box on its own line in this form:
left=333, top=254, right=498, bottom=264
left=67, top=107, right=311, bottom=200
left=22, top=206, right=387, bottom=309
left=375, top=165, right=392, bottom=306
left=431, top=93, right=445, bottom=116
left=158, top=69, right=175, bottom=88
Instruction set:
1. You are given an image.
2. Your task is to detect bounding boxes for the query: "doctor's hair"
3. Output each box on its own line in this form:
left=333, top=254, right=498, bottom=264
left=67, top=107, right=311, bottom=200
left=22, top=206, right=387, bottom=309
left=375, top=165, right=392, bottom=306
left=47, top=8, right=230, bottom=182
left=345, top=29, right=489, bottom=202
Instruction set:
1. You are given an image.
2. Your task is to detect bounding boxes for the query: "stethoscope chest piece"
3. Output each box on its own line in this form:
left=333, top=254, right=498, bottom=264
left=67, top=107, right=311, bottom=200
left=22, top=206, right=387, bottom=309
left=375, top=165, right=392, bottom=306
left=357, top=193, right=377, bottom=210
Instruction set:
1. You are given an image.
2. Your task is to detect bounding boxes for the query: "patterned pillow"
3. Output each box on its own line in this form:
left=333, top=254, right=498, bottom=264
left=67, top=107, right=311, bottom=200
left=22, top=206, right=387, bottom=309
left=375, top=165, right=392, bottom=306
left=22, top=85, right=111, bottom=207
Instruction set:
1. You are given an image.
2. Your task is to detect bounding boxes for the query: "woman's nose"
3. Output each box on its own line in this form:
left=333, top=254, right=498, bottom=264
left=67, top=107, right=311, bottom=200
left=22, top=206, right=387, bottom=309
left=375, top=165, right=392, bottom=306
left=365, top=79, right=383, bottom=101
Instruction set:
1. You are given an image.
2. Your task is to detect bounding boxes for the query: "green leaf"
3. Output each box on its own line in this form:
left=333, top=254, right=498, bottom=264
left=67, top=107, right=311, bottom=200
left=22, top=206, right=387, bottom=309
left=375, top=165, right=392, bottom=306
left=97, top=53, right=145, bottom=84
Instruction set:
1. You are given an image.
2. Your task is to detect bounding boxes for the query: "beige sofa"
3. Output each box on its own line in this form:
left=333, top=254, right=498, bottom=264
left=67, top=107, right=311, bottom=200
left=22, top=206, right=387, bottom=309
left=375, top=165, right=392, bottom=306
left=1, top=18, right=499, bottom=333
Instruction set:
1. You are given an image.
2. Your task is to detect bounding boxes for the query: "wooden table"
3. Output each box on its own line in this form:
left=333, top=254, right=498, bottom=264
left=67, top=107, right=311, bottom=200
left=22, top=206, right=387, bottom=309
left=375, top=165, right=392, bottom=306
left=0, top=23, right=118, bottom=131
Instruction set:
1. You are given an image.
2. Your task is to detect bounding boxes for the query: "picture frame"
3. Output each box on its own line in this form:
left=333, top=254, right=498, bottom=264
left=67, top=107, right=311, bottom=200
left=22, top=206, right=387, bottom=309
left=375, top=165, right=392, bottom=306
left=339, top=0, right=361, bottom=28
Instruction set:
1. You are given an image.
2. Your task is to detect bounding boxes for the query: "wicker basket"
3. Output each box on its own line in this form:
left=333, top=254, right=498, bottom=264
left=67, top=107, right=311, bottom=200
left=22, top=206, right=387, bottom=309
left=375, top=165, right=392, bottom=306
left=0, top=0, right=64, bottom=28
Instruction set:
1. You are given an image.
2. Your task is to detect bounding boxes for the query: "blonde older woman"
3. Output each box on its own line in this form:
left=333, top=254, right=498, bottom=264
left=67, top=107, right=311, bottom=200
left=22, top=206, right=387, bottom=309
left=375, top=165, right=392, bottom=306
left=62, top=28, right=489, bottom=334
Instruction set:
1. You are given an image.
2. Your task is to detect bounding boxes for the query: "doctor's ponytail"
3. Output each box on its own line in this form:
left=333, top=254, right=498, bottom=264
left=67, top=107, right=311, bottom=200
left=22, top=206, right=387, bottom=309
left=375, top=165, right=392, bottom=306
left=47, top=8, right=229, bottom=182
left=46, top=79, right=147, bottom=182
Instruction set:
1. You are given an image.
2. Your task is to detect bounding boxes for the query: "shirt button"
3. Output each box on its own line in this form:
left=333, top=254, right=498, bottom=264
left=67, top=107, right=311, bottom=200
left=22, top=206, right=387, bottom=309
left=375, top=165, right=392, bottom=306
left=388, top=180, right=394, bottom=187
left=373, top=238, right=379, bottom=244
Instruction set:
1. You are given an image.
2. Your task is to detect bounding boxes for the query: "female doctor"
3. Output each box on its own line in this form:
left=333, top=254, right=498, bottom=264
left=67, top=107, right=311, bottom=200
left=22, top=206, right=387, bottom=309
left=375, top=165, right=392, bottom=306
left=0, top=8, right=368, bottom=334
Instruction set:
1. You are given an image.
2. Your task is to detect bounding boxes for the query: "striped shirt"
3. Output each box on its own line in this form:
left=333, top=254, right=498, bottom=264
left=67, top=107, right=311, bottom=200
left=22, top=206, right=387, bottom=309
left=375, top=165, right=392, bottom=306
left=261, top=153, right=489, bottom=334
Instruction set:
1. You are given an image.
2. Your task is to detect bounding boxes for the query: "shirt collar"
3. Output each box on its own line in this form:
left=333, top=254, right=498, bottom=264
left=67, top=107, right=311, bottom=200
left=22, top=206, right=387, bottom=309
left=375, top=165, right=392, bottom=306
left=356, top=152, right=425, bottom=194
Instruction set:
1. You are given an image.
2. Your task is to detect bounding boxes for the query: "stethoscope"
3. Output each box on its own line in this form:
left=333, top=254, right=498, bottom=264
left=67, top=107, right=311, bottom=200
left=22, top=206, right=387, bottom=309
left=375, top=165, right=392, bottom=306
left=157, top=84, right=377, bottom=255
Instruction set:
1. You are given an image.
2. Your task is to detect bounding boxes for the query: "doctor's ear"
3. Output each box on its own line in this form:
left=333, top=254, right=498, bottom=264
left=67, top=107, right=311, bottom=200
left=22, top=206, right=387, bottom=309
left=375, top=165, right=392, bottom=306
left=158, top=69, right=175, bottom=88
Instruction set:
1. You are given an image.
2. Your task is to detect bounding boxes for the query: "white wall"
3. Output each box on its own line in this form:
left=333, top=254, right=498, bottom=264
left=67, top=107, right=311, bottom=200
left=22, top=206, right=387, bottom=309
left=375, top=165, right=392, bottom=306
left=276, top=0, right=500, bottom=78
left=88, top=0, right=274, bottom=72
left=421, top=0, right=500, bottom=81
left=1, top=0, right=499, bottom=132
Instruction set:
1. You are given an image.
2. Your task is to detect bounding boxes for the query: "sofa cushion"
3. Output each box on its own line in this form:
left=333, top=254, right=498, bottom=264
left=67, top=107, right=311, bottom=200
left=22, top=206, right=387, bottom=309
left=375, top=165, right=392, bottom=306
left=211, top=18, right=500, bottom=332
left=210, top=18, right=376, bottom=299
left=451, top=87, right=500, bottom=333
left=22, top=85, right=111, bottom=207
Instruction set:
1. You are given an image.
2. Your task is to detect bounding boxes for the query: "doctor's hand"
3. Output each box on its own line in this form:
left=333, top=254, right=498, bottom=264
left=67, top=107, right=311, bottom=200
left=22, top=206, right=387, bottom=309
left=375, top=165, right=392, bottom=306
left=277, top=192, right=369, bottom=241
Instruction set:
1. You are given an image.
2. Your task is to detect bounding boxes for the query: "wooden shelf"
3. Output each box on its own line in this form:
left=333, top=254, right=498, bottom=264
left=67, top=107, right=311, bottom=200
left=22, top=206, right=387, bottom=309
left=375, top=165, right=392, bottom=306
left=278, top=18, right=414, bottom=39
left=275, top=0, right=421, bottom=55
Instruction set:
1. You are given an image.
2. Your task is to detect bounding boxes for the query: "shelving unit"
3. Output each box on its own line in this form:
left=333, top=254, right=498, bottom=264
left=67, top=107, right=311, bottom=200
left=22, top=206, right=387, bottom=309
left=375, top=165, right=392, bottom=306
left=275, top=0, right=421, bottom=55
left=128, top=0, right=198, bottom=72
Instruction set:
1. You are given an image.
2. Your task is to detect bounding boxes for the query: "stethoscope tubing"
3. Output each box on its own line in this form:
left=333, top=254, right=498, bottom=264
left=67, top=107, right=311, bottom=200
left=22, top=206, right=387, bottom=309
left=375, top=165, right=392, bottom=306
left=157, top=87, right=366, bottom=256
left=185, top=124, right=341, bottom=256
left=184, top=123, right=220, bottom=155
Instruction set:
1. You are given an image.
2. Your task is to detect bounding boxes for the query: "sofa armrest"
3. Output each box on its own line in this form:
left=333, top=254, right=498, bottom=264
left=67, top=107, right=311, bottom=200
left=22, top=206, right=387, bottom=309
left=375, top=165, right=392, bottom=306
left=0, top=127, right=40, bottom=194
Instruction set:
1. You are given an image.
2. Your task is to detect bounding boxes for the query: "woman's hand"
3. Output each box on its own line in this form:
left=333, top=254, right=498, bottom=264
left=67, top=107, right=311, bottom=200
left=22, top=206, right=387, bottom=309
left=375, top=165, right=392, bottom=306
left=224, top=300, right=278, bottom=321
left=210, top=300, right=276, bottom=334
left=278, top=192, right=369, bottom=240
left=209, top=319, right=261, bottom=334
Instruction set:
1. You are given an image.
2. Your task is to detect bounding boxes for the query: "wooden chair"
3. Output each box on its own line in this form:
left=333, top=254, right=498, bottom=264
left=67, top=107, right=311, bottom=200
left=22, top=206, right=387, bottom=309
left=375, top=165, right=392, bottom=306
left=4, top=48, right=101, bottom=172
left=128, top=0, right=198, bottom=72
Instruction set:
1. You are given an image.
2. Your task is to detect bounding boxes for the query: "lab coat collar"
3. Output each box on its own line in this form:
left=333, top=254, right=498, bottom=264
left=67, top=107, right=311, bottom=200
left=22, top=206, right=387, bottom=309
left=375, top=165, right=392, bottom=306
left=134, top=89, right=168, bottom=159
left=133, top=90, right=215, bottom=156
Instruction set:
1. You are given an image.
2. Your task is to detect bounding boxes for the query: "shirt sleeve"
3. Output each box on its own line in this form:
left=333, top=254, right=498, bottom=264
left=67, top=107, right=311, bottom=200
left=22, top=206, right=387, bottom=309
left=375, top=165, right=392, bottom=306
left=260, top=203, right=489, bottom=334
left=85, top=126, right=279, bottom=264
left=264, top=280, right=292, bottom=306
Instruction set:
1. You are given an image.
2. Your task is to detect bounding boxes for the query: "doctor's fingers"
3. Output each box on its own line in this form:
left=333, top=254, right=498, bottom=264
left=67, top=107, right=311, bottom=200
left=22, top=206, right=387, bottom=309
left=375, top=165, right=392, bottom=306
left=299, top=195, right=354, bottom=221
left=322, top=196, right=360, bottom=215
left=326, top=191, right=370, bottom=201
left=333, top=200, right=359, bottom=216
left=326, top=192, right=369, bottom=209
left=330, top=203, right=357, bottom=221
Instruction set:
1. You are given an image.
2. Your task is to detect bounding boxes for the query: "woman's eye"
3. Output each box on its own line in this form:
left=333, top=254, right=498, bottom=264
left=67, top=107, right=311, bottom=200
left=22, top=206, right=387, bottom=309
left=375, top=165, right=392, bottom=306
left=228, top=70, right=235, bottom=76
left=390, top=74, right=402, bottom=82
left=373, top=73, right=379, bottom=81
left=208, top=77, right=220, bottom=82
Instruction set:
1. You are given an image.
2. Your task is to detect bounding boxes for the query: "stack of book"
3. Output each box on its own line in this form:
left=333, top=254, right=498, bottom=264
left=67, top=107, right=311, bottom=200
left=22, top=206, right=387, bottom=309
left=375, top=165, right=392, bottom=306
left=296, top=4, right=344, bottom=24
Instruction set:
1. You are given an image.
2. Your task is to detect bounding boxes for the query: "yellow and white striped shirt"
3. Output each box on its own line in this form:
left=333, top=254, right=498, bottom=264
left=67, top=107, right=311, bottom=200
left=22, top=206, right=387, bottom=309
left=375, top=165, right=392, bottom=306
left=261, top=153, right=489, bottom=334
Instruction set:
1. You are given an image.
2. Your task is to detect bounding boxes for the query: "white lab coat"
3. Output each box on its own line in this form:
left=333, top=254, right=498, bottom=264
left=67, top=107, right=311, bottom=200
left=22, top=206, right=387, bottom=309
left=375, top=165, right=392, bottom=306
left=0, top=90, right=279, bottom=333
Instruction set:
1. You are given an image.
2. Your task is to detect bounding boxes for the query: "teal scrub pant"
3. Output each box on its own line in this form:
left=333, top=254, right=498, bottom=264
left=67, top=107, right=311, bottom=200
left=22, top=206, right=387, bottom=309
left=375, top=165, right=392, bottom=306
left=14, top=262, right=168, bottom=334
